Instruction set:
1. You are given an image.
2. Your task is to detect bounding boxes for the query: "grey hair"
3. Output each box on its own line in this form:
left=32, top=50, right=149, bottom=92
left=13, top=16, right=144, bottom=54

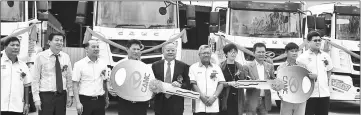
left=198, top=45, right=211, bottom=54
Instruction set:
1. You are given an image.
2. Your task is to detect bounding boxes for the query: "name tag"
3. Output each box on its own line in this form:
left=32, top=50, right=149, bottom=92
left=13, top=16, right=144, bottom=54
left=197, top=72, right=202, bottom=74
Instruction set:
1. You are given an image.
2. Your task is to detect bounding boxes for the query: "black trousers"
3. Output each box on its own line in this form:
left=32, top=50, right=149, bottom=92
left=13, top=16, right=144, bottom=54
left=1, top=111, right=23, bottom=115
left=38, top=91, right=67, bottom=115
left=78, top=95, right=105, bottom=115
left=117, top=98, right=148, bottom=115
left=194, top=112, right=218, bottom=115
left=305, top=97, right=330, bottom=115
left=154, top=97, right=183, bottom=115
left=219, top=93, right=239, bottom=115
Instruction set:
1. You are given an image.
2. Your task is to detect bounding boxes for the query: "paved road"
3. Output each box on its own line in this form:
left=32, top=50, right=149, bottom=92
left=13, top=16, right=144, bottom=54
left=29, top=99, right=359, bottom=115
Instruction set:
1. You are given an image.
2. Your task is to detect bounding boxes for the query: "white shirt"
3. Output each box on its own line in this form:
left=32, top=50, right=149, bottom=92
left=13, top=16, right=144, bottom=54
left=189, top=62, right=225, bottom=113
left=296, top=49, right=333, bottom=97
left=32, top=49, right=73, bottom=102
left=163, top=60, right=175, bottom=82
left=72, top=57, right=109, bottom=96
left=1, top=54, right=31, bottom=112
left=255, top=60, right=265, bottom=96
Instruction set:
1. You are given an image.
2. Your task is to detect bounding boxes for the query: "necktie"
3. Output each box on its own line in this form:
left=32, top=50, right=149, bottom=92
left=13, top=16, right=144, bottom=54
left=165, top=61, right=171, bottom=98
left=55, top=54, right=63, bottom=93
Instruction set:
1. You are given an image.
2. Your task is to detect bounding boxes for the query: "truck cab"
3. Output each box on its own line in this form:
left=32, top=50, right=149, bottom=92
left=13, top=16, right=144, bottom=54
left=91, top=1, right=183, bottom=67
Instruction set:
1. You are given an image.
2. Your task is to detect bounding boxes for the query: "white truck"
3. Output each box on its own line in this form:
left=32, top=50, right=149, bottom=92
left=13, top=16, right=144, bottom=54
left=207, top=1, right=305, bottom=108
left=89, top=1, right=185, bottom=67
left=304, top=2, right=360, bottom=101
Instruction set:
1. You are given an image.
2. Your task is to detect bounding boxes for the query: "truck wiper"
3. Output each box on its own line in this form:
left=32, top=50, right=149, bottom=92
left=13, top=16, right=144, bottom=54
left=148, top=25, right=174, bottom=29
left=115, top=24, right=147, bottom=29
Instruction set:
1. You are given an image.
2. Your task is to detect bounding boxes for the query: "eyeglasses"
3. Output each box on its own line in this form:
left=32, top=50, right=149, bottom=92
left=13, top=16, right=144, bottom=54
left=200, top=52, right=211, bottom=55
left=312, top=39, right=322, bottom=42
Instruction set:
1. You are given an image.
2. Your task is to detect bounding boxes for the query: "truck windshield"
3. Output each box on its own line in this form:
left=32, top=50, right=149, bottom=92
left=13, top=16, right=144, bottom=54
left=336, top=15, right=360, bottom=41
left=230, top=9, right=301, bottom=38
left=1, top=1, right=24, bottom=22
left=96, top=1, right=176, bottom=29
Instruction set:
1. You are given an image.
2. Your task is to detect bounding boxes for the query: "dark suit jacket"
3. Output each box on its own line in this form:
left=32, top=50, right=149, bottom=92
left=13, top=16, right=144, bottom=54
left=244, top=61, right=275, bottom=112
left=151, top=59, right=190, bottom=115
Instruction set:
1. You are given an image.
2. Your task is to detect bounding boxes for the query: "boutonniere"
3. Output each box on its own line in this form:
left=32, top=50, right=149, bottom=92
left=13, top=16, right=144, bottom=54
left=177, top=75, right=183, bottom=84
left=19, top=69, right=26, bottom=80
left=323, top=58, right=329, bottom=66
left=210, top=70, right=218, bottom=81
left=62, top=65, right=68, bottom=72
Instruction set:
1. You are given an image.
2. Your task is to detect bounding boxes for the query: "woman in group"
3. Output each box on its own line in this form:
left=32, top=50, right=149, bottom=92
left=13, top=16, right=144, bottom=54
left=219, top=43, right=246, bottom=115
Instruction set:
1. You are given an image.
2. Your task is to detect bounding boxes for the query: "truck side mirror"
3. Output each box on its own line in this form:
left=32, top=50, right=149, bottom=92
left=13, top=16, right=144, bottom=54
left=75, top=1, right=88, bottom=24
left=186, top=5, right=196, bottom=27
left=36, top=1, right=49, bottom=21
left=306, top=16, right=315, bottom=29
left=315, top=17, right=326, bottom=29
left=209, top=12, right=219, bottom=33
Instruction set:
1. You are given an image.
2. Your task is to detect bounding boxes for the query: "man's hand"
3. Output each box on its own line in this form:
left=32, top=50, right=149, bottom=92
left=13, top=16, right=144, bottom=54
left=34, top=101, right=41, bottom=111
left=67, top=96, right=73, bottom=107
left=108, top=87, right=117, bottom=96
left=171, top=81, right=182, bottom=88
left=308, top=73, right=318, bottom=81
left=206, top=96, right=217, bottom=106
left=23, top=104, right=29, bottom=115
left=76, top=102, right=83, bottom=115
left=105, top=97, right=109, bottom=109
left=199, top=94, right=209, bottom=105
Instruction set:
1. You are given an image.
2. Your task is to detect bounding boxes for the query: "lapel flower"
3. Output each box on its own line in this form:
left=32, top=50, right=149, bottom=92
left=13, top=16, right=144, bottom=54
left=323, top=58, right=329, bottom=66
left=210, top=70, right=218, bottom=80
left=19, top=69, right=26, bottom=80
left=177, top=75, right=183, bottom=84
left=62, top=65, right=68, bottom=72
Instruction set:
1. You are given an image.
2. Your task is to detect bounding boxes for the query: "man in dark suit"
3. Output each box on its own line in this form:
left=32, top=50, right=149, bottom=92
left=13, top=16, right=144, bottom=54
left=244, top=43, right=275, bottom=115
left=151, top=42, right=190, bottom=115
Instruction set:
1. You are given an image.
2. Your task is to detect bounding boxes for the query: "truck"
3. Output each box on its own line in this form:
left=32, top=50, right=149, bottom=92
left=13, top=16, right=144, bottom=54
left=1, top=1, right=65, bottom=112
left=207, top=1, right=305, bottom=108
left=86, top=1, right=186, bottom=67
left=304, top=2, right=360, bottom=101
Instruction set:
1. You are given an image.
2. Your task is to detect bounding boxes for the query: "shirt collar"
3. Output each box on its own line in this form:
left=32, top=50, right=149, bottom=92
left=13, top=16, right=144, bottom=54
left=46, top=49, right=62, bottom=57
left=307, top=49, right=321, bottom=55
left=85, top=56, right=99, bottom=63
left=198, top=61, right=213, bottom=67
left=285, top=60, right=297, bottom=66
left=2, top=53, right=19, bottom=63
left=254, top=60, right=264, bottom=66
left=164, top=59, right=175, bottom=65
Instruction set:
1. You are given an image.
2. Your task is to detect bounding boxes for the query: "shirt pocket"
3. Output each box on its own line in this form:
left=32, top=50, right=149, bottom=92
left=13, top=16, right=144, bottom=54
left=80, top=68, right=94, bottom=81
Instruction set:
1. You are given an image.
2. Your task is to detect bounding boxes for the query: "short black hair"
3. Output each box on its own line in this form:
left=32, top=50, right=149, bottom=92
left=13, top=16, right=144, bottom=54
left=253, top=42, right=266, bottom=52
left=126, top=39, right=142, bottom=48
left=4, top=37, right=20, bottom=46
left=306, top=31, right=321, bottom=41
left=285, top=42, right=299, bottom=52
left=82, top=42, right=90, bottom=48
left=223, top=43, right=238, bottom=54
left=48, top=33, right=65, bottom=41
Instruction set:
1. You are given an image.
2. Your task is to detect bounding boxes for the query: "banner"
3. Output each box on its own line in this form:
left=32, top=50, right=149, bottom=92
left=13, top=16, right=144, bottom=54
left=110, top=60, right=155, bottom=102
left=276, top=66, right=314, bottom=103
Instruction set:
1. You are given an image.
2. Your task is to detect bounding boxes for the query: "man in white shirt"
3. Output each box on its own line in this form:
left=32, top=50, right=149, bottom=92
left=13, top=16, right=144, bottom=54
left=189, top=45, right=225, bottom=115
left=244, top=43, right=275, bottom=115
left=296, top=31, right=333, bottom=115
left=108, top=39, right=148, bottom=115
left=73, top=40, right=109, bottom=115
left=32, top=33, right=73, bottom=115
left=1, top=37, right=31, bottom=115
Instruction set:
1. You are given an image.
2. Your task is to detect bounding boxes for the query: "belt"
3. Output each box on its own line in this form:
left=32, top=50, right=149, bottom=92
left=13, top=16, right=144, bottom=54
left=80, top=95, right=104, bottom=100
left=40, top=90, right=66, bottom=96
